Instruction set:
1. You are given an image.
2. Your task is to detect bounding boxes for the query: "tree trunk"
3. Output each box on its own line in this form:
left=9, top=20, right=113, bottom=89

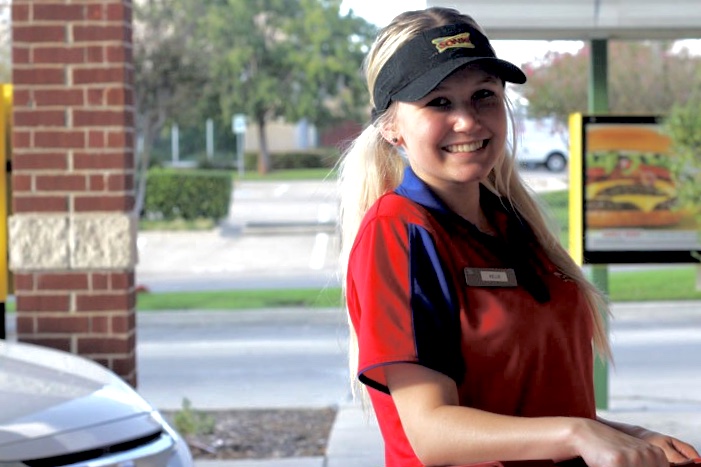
left=134, top=113, right=165, bottom=217
left=256, top=115, right=271, bottom=174
left=134, top=130, right=154, bottom=217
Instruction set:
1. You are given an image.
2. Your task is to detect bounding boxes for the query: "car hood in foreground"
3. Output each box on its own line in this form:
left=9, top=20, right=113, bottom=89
left=0, top=340, right=162, bottom=461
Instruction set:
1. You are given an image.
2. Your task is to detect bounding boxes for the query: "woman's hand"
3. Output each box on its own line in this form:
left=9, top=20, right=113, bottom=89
left=572, top=418, right=669, bottom=467
left=597, top=417, right=700, bottom=464
left=630, top=428, right=699, bottom=463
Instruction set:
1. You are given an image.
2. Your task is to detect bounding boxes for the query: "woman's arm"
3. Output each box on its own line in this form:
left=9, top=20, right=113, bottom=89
left=385, top=363, right=669, bottom=467
left=597, top=416, right=699, bottom=463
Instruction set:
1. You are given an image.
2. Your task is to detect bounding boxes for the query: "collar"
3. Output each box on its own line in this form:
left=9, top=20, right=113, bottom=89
left=394, top=166, right=450, bottom=213
left=394, top=166, right=550, bottom=303
left=394, top=166, right=507, bottom=228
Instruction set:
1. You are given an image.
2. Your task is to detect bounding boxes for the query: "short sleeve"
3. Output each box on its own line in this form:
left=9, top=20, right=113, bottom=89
left=347, top=210, right=463, bottom=394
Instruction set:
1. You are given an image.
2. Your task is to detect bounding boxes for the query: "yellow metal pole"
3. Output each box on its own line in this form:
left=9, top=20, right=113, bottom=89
left=0, top=84, right=11, bottom=339
left=568, top=113, right=584, bottom=267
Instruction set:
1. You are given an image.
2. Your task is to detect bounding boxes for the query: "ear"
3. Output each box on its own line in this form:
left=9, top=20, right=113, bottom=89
left=379, top=126, right=402, bottom=146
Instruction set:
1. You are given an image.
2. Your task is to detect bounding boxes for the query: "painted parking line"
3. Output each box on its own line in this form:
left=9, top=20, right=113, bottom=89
left=273, top=183, right=290, bottom=197
left=318, top=202, right=335, bottom=223
left=310, top=232, right=330, bottom=270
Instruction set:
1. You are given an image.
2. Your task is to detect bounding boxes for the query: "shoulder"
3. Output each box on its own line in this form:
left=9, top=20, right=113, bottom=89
left=365, top=192, right=432, bottom=225
left=352, top=192, right=437, bottom=252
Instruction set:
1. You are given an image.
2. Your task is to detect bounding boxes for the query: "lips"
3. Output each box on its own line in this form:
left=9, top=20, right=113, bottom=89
left=443, top=140, right=487, bottom=153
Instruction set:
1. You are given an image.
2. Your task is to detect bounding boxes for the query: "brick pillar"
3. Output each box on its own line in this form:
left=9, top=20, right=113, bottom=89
left=9, top=1, right=138, bottom=386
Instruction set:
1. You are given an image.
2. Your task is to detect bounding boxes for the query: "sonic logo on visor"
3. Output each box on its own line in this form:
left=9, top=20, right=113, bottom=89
left=432, top=32, right=475, bottom=53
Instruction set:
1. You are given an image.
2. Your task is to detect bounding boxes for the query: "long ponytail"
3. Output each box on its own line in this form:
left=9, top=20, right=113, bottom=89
left=338, top=119, right=404, bottom=399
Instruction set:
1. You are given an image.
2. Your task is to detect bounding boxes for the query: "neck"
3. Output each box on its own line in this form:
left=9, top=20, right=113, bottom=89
left=432, top=182, right=493, bottom=233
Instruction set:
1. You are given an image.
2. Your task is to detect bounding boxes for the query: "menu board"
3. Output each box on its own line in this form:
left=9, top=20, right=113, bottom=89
left=569, top=114, right=701, bottom=264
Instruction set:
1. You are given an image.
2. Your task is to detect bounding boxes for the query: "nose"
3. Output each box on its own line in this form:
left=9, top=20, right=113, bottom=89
left=452, top=106, right=481, bottom=132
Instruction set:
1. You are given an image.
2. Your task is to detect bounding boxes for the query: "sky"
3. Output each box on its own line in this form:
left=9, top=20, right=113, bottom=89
left=339, top=0, right=584, bottom=67
left=339, top=0, right=700, bottom=67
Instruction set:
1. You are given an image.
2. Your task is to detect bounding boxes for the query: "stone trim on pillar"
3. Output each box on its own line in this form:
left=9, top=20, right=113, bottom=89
left=10, top=0, right=138, bottom=386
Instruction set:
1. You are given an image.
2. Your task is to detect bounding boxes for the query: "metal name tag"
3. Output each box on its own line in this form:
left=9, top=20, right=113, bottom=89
left=464, top=267, right=518, bottom=287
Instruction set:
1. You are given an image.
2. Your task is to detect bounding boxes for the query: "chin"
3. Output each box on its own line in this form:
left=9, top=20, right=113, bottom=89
left=449, top=165, right=494, bottom=184
left=446, top=173, right=485, bottom=187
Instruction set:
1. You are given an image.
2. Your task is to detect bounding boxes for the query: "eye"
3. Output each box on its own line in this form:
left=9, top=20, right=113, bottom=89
left=472, top=89, right=501, bottom=110
left=426, top=96, right=451, bottom=108
left=473, top=89, right=497, bottom=102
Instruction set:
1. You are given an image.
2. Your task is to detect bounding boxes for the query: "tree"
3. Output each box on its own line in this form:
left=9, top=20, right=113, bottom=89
left=521, top=41, right=701, bottom=126
left=283, top=0, right=376, bottom=125
left=204, top=0, right=376, bottom=174
left=133, top=0, right=210, bottom=214
left=664, top=91, right=701, bottom=228
left=519, top=48, right=589, bottom=124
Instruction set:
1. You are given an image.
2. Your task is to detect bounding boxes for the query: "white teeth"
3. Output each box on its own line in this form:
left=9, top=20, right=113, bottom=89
left=444, top=141, right=484, bottom=153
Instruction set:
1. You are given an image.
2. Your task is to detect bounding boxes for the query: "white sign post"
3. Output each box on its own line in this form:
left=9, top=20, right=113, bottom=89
left=206, top=118, right=214, bottom=159
left=232, top=114, right=246, bottom=177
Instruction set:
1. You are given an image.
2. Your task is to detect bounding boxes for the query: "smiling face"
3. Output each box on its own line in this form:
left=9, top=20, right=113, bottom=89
left=390, top=66, right=508, bottom=196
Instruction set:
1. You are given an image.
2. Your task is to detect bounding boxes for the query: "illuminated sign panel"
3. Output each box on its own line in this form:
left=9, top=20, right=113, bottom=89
left=570, top=114, right=701, bottom=264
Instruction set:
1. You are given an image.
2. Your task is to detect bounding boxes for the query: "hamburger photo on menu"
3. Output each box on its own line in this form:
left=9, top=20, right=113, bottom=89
left=585, top=125, right=684, bottom=229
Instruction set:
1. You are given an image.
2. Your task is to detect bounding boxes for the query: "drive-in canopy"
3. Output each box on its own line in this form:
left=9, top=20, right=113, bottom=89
left=426, top=0, right=701, bottom=40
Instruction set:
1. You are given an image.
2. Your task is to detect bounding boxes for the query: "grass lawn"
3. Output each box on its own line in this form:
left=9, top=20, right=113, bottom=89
left=139, top=217, right=217, bottom=231
left=135, top=287, right=344, bottom=311
left=129, top=264, right=701, bottom=312
left=234, top=167, right=337, bottom=181
left=608, top=266, right=701, bottom=301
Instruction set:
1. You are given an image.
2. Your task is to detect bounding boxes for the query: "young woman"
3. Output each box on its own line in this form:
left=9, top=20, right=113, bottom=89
left=338, top=7, right=699, bottom=467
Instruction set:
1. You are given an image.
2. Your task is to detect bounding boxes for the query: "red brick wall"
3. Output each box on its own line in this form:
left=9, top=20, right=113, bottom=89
left=11, top=1, right=137, bottom=386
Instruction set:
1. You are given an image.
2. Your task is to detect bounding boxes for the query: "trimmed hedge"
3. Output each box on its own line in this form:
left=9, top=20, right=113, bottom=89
left=243, top=149, right=340, bottom=171
left=144, top=168, right=233, bottom=221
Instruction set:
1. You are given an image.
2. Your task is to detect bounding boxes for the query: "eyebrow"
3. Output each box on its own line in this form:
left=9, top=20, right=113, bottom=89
left=432, top=75, right=500, bottom=93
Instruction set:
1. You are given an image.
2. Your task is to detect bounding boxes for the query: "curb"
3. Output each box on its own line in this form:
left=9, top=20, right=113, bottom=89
left=194, top=458, right=324, bottom=467
left=242, top=221, right=337, bottom=235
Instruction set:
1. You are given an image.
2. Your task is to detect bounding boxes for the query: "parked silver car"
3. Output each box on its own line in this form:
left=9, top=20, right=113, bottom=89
left=0, top=339, right=193, bottom=467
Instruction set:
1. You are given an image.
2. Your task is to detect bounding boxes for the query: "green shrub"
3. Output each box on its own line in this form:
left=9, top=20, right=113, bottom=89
left=144, top=168, right=232, bottom=221
left=243, top=149, right=340, bottom=171
left=172, top=398, right=215, bottom=437
left=195, top=151, right=238, bottom=171
left=664, top=97, right=701, bottom=227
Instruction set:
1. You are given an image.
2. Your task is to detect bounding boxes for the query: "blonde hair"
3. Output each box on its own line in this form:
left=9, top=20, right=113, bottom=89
left=339, top=7, right=611, bottom=400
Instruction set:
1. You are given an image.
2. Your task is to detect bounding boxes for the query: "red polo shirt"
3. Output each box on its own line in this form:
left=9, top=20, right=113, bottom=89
left=346, top=168, right=596, bottom=467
